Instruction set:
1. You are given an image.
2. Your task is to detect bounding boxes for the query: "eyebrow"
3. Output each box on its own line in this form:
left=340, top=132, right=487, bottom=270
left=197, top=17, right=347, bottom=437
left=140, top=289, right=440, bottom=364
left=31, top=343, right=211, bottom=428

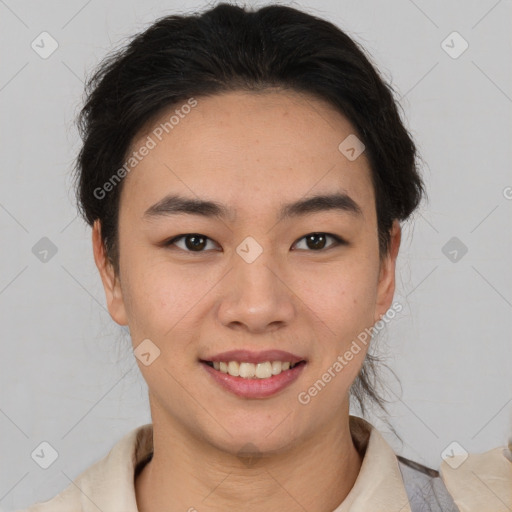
left=143, top=192, right=363, bottom=221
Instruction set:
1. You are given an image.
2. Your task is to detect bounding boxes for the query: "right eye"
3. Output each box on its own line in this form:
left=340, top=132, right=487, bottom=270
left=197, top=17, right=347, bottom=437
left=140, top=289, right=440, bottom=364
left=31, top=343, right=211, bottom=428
left=163, top=233, right=220, bottom=252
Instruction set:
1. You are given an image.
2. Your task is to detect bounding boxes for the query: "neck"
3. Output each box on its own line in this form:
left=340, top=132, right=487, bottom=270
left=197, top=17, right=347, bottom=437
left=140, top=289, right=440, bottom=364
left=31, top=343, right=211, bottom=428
left=135, top=406, right=363, bottom=512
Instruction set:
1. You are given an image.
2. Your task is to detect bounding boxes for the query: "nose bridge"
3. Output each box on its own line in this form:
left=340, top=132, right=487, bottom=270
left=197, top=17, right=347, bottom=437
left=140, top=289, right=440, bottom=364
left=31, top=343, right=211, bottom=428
left=217, top=238, right=295, bottom=332
left=236, top=249, right=278, bottom=299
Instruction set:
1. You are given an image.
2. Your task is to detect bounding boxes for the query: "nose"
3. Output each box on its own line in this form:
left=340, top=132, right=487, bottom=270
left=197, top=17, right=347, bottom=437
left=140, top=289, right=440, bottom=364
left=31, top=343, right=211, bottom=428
left=217, top=248, right=296, bottom=334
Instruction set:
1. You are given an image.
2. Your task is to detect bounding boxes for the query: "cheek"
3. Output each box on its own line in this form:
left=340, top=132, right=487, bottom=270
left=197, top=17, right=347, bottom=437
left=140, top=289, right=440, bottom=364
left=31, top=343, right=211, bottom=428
left=296, top=257, right=380, bottom=344
left=120, top=254, right=225, bottom=346
left=125, top=272, right=193, bottom=333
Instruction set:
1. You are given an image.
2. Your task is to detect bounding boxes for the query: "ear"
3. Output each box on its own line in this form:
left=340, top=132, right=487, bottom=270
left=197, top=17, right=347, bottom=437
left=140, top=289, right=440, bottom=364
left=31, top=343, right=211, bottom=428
left=92, top=219, right=128, bottom=326
left=374, top=220, right=401, bottom=323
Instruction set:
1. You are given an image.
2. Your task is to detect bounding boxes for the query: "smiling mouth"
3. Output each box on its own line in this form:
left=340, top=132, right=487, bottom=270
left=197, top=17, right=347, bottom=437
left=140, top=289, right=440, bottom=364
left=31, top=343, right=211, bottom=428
left=201, top=360, right=306, bottom=379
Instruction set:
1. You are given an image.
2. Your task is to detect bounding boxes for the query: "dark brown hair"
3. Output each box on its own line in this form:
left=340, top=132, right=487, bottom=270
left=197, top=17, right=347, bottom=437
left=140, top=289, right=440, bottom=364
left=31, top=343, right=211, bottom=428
left=74, top=3, right=424, bottom=415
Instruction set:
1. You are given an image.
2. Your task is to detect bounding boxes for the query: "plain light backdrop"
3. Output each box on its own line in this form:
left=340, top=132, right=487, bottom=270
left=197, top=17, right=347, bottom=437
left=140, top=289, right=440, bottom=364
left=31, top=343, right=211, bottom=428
left=1, top=0, right=511, bottom=509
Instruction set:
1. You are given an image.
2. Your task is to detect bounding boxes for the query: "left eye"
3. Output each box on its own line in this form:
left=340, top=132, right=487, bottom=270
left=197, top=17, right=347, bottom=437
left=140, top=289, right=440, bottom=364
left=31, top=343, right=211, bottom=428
left=293, top=233, right=344, bottom=251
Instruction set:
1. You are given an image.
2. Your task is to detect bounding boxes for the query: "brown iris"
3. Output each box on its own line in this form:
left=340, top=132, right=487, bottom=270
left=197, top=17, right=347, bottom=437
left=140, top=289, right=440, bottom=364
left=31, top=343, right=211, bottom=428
left=184, top=234, right=207, bottom=251
left=305, top=233, right=327, bottom=250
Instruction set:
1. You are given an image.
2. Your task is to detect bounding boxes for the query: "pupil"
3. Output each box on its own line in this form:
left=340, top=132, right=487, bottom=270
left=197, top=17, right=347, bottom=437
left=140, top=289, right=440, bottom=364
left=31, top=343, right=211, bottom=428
left=307, top=233, right=326, bottom=250
left=186, top=235, right=206, bottom=251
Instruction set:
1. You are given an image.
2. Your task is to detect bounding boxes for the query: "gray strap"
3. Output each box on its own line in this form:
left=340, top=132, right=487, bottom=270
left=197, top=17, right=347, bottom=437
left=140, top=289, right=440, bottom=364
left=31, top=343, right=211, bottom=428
left=397, top=456, right=460, bottom=512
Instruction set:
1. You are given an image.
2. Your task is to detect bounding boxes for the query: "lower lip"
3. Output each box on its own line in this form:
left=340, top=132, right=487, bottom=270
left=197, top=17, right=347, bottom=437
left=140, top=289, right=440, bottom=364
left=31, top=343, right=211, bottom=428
left=201, top=362, right=306, bottom=399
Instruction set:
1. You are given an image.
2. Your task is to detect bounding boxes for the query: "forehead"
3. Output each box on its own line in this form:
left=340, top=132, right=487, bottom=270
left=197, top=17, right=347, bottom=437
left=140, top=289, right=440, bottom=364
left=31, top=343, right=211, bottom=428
left=120, top=90, right=375, bottom=220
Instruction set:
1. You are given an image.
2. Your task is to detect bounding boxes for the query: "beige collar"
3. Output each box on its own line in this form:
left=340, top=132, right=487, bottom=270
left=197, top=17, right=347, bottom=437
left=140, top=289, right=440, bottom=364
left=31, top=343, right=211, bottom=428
left=440, top=445, right=512, bottom=512
left=333, top=416, right=411, bottom=511
left=34, top=416, right=411, bottom=511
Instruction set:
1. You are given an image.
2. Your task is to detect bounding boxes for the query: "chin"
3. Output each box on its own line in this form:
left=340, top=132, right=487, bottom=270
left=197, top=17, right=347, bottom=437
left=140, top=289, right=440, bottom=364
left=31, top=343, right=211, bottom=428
left=201, top=411, right=302, bottom=458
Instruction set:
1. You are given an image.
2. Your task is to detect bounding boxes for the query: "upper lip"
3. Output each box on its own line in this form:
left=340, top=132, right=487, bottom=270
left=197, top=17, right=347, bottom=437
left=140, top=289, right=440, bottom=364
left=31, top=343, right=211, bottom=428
left=201, top=349, right=305, bottom=364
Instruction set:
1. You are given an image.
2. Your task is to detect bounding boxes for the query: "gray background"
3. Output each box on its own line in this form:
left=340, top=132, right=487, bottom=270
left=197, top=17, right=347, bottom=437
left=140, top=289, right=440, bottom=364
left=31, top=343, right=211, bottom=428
left=1, top=0, right=511, bottom=509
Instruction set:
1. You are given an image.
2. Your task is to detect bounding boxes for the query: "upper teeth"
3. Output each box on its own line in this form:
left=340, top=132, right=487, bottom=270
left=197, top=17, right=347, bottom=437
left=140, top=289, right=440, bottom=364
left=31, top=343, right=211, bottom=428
left=212, top=361, right=294, bottom=379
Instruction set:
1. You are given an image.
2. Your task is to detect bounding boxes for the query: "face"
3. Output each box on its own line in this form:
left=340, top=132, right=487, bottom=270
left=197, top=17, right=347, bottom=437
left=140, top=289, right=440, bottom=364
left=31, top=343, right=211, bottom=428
left=93, top=90, right=400, bottom=455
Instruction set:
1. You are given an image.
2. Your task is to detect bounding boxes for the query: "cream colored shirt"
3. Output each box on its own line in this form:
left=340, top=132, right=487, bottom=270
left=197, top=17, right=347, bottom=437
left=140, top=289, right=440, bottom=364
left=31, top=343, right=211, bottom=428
left=19, top=416, right=511, bottom=512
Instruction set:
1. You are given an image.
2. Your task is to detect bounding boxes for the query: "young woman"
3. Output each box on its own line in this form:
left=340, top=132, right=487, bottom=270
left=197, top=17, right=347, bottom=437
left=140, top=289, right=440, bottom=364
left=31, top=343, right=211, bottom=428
left=21, top=3, right=510, bottom=511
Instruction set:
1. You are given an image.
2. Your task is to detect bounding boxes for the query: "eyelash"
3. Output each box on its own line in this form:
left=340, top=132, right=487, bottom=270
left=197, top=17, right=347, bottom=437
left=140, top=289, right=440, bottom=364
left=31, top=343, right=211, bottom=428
left=163, top=232, right=346, bottom=253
